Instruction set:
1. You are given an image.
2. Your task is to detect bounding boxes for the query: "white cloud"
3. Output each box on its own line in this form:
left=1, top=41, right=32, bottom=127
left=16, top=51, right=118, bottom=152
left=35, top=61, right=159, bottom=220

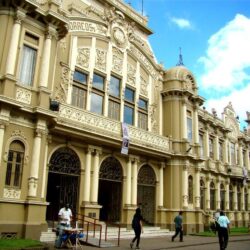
left=204, top=84, right=250, bottom=129
left=199, top=14, right=250, bottom=91
left=170, top=17, right=192, bottom=29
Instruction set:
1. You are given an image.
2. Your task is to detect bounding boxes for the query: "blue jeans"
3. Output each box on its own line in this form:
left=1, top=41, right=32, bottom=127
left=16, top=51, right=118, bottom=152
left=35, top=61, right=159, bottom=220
left=55, top=224, right=69, bottom=248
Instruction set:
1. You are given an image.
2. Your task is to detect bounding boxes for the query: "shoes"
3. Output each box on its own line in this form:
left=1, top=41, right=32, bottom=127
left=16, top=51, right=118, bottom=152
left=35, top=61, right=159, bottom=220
left=135, top=247, right=140, bottom=249
left=130, top=242, right=133, bottom=249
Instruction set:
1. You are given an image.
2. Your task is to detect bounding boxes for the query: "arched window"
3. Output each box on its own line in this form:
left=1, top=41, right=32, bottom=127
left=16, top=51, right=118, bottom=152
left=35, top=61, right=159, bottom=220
left=220, top=184, right=225, bottom=210
left=5, top=140, right=25, bottom=188
left=210, top=182, right=215, bottom=210
left=229, top=184, right=234, bottom=210
left=200, top=180, right=205, bottom=209
left=188, top=175, right=193, bottom=203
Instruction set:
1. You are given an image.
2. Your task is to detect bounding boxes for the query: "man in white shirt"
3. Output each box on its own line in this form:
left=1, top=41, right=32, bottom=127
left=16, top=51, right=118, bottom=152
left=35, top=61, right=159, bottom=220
left=55, top=204, right=73, bottom=248
left=217, top=211, right=230, bottom=250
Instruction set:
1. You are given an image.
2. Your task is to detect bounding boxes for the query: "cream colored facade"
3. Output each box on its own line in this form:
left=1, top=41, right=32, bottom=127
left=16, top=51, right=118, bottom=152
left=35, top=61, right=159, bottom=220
left=0, top=0, right=249, bottom=240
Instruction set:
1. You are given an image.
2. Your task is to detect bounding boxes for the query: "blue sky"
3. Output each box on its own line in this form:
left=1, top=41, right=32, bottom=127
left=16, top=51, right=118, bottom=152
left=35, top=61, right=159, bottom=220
left=126, top=0, right=250, bottom=129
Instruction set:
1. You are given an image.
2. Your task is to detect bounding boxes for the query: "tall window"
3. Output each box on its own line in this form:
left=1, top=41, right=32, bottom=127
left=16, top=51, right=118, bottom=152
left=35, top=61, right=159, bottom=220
left=187, top=111, right=192, bottom=141
left=138, top=98, right=148, bottom=130
left=5, top=141, right=25, bottom=188
left=244, top=188, right=248, bottom=211
left=90, top=73, right=105, bottom=114
left=209, top=137, right=214, bottom=159
left=219, top=141, right=223, bottom=161
left=210, top=182, right=215, bottom=210
left=237, top=185, right=241, bottom=210
left=72, top=70, right=88, bottom=109
left=220, top=184, right=225, bottom=210
left=108, top=75, right=121, bottom=120
left=229, top=184, right=234, bottom=210
left=199, top=134, right=204, bottom=157
left=19, top=32, right=39, bottom=86
left=200, top=180, right=205, bottom=209
left=230, top=142, right=235, bottom=164
left=188, top=175, right=193, bottom=203
left=124, top=87, right=135, bottom=125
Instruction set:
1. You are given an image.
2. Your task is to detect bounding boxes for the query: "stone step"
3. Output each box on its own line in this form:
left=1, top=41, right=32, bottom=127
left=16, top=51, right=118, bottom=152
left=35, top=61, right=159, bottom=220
left=40, top=227, right=174, bottom=243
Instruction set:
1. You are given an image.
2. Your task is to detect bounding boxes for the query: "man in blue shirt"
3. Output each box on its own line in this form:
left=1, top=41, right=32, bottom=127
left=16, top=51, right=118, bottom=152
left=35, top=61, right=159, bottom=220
left=172, top=211, right=183, bottom=242
left=217, top=211, right=230, bottom=250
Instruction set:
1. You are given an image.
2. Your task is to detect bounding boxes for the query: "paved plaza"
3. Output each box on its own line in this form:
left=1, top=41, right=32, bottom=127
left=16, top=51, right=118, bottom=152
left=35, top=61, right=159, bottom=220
left=48, top=234, right=250, bottom=250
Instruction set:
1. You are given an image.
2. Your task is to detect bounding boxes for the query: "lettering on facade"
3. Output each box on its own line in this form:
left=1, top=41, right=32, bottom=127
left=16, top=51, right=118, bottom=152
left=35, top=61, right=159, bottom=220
left=69, top=21, right=107, bottom=35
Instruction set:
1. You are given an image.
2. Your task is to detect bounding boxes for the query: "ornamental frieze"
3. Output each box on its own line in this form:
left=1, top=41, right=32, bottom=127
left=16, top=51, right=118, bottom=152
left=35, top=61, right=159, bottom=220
left=58, top=104, right=169, bottom=153
left=127, top=64, right=136, bottom=86
left=140, top=76, right=148, bottom=96
left=112, top=48, right=123, bottom=74
left=95, top=49, right=107, bottom=72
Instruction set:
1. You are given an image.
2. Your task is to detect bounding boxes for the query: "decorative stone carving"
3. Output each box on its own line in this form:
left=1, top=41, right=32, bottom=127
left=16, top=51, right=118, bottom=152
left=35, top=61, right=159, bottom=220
left=16, top=88, right=32, bottom=104
left=129, top=44, right=158, bottom=80
left=112, top=48, right=123, bottom=74
left=77, top=48, right=90, bottom=69
left=95, top=49, right=107, bottom=72
left=54, top=64, right=70, bottom=102
left=59, top=38, right=67, bottom=51
left=69, top=21, right=107, bottom=36
left=3, top=188, right=21, bottom=199
left=58, top=104, right=170, bottom=153
left=127, top=64, right=136, bottom=86
left=149, top=104, right=158, bottom=133
left=140, top=76, right=148, bottom=96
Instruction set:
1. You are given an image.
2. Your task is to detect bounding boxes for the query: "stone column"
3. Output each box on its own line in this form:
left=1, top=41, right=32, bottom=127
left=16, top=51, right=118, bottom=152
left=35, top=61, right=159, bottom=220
left=182, top=97, right=187, bottom=139
left=206, top=176, right=210, bottom=210
left=83, top=147, right=93, bottom=203
left=90, top=148, right=102, bottom=203
left=241, top=187, right=245, bottom=211
left=28, top=129, right=42, bottom=197
left=158, top=162, right=165, bottom=207
left=6, top=10, right=26, bottom=75
left=131, top=158, right=138, bottom=206
left=225, top=180, right=230, bottom=211
left=238, top=143, right=243, bottom=167
left=216, top=178, right=220, bottom=210
left=39, top=27, right=54, bottom=88
left=224, top=136, right=229, bottom=164
left=126, top=157, right=132, bottom=205
left=182, top=164, right=188, bottom=208
left=245, top=148, right=250, bottom=170
left=194, top=166, right=200, bottom=208
left=233, top=185, right=238, bottom=210
left=214, top=131, right=219, bottom=161
left=41, top=134, right=50, bottom=199
left=193, top=104, right=199, bottom=144
left=0, top=123, right=6, bottom=163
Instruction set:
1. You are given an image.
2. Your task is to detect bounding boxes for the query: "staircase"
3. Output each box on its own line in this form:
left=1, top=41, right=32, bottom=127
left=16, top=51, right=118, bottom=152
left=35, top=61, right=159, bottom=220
left=40, top=226, right=174, bottom=245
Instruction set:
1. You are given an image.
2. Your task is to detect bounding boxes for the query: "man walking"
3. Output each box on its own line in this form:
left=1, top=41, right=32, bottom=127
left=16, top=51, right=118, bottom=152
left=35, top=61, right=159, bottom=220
left=172, top=211, right=183, bottom=242
left=217, top=211, right=230, bottom=250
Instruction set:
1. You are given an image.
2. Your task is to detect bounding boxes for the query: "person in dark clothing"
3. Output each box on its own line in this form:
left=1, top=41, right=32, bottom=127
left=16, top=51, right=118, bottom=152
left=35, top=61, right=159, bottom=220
left=172, top=211, right=183, bottom=242
left=130, top=208, right=143, bottom=249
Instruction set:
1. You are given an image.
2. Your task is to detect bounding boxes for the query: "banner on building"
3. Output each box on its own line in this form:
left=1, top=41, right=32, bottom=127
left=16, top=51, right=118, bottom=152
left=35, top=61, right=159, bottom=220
left=121, top=123, right=129, bottom=155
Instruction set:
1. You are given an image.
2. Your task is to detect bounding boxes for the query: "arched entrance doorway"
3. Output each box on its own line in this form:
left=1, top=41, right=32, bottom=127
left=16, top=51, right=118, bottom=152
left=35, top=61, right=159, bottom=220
left=46, top=147, right=80, bottom=222
left=137, top=165, right=156, bottom=225
left=98, top=157, right=123, bottom=222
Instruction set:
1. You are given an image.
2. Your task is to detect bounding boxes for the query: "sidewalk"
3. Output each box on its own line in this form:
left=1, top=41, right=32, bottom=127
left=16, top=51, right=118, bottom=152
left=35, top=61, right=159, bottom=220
left=47, top=234, right=250, bottom=250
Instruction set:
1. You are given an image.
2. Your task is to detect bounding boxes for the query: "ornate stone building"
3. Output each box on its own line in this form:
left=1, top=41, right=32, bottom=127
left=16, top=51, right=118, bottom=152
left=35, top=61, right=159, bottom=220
left=0, top=0, right=249, bottom=240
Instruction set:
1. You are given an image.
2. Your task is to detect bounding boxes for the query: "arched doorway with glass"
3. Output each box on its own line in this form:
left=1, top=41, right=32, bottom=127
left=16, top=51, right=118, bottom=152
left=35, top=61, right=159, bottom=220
left=137, top=164, right=156, bottom=225
left=98, top=156, right=123, bottom=222
left=46, top=147, right=80, bottom=224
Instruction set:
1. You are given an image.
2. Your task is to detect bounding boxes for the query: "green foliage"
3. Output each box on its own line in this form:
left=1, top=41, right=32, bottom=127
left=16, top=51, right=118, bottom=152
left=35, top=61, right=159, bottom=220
left=193, top=227, right=249, bottom=237
left=0, top=239, right=43, bottom=249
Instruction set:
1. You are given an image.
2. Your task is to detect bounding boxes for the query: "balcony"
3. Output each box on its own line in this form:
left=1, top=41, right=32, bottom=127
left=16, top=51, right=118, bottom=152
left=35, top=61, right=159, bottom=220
left=57, top=103, right=170, bottom=154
